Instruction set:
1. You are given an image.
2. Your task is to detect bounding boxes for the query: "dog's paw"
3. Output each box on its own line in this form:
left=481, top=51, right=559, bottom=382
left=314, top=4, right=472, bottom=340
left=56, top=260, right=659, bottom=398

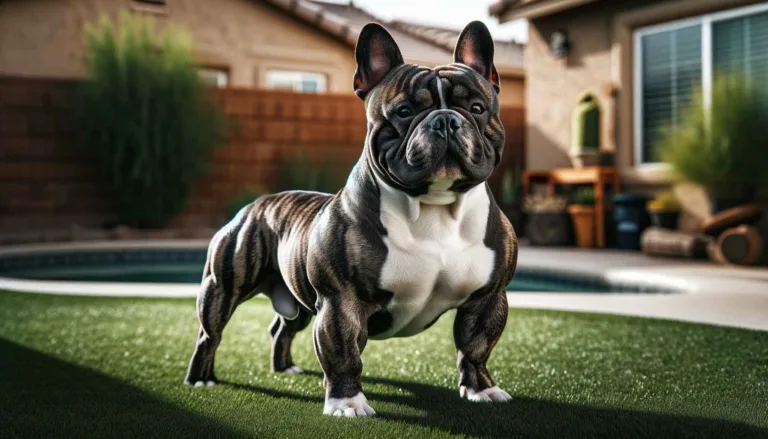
left=187, top=380, right=216, bottom=388
left=323, top=392, right=376, bottom=417
left=460, top=385, right=511, bottom=402
left=283, top=366, right=303, bottom=375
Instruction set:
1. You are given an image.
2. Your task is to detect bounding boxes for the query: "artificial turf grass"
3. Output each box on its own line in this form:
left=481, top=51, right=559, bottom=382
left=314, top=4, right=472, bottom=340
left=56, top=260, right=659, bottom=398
left=0, top=292, right=766, bottom=439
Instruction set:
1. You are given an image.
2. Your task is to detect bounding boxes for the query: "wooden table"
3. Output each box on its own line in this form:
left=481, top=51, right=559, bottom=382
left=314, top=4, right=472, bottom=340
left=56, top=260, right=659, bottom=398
left=522, top=167, right=621, bottom=248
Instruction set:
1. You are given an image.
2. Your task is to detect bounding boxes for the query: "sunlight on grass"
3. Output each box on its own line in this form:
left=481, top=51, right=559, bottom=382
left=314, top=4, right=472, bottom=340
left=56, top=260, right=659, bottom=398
left=0, top=292, right=766, bottom=438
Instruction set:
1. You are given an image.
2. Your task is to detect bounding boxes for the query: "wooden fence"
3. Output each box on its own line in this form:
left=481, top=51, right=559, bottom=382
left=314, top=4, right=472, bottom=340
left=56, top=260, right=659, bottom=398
left=0, top=75, right=525, bottom=235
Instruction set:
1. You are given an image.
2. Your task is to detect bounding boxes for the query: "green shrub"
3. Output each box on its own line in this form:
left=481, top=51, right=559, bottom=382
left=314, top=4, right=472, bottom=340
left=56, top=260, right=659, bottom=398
left=226, top=188, right=267, bottom=220
left=659, top=74, right=768, bottom=198
left=571, top=187, right=595, bottom=206
left=275, top=148, right=350, bottom=194
left=77, top=12, right=225, bottom=228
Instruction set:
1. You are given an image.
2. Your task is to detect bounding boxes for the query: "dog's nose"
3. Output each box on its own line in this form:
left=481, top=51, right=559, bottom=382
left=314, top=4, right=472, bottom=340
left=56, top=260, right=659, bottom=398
left=429, top=113, right=462, bottom=139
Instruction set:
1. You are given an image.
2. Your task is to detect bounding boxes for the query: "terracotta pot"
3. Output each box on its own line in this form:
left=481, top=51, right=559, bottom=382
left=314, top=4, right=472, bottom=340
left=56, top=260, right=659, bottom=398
left=567, top=205, right=596, bottom=248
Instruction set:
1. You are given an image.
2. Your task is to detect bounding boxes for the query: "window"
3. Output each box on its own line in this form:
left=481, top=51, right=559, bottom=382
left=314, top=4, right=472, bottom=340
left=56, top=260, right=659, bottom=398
left=266, top=71, right=326, bottom=93
left=197, top=68, right=229, bottom=88
left=130, top=0, right=167, bottom=13
left=634, top=3, right=768, bottom=165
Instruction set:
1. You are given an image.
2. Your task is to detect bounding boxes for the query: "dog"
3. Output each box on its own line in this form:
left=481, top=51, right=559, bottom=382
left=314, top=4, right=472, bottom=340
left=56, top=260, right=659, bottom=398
left=185, top=20, right=518, bottom=417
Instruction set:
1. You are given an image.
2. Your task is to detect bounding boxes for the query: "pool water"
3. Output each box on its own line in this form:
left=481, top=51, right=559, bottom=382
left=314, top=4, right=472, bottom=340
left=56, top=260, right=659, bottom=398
left=0, top=248, right=663, bottom=293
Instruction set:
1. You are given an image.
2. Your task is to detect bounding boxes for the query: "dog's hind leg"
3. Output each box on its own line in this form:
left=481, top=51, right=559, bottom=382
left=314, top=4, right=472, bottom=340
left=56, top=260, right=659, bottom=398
left=269, top=305, right=312, bottom=374
left=184, top=274, right=235, bottom=386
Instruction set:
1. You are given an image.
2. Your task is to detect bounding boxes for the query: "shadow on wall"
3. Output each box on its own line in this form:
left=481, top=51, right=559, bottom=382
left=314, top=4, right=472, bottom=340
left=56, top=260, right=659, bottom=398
left=527, top=125, right=573, bottom=170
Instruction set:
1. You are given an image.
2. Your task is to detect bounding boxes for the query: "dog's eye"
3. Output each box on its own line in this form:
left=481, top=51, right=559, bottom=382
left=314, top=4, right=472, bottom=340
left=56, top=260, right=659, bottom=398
left=395, top=106, right=413, bottom=118
left=470, top=103, right=485, bottom=115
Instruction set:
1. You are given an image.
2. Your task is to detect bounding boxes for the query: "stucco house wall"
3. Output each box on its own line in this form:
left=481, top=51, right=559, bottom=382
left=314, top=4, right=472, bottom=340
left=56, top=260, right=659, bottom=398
left=499, top=75, right=525, bottom=107
left=524, top=0, right=763, bottom=183
left=0, top=0, right=526, bottom=106
left=0, top=0, right=357, bottom=92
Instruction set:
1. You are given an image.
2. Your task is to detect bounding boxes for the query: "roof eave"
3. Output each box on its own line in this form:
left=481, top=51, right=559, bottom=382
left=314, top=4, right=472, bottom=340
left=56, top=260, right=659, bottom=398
left=491, top=0, right=599, bottom=22
left=263, top=0, right=358, bottom=47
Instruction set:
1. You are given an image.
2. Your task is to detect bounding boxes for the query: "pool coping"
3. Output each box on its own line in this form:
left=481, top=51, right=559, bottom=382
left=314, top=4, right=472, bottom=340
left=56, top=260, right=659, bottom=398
left=0, top=241, right=766, bottom=331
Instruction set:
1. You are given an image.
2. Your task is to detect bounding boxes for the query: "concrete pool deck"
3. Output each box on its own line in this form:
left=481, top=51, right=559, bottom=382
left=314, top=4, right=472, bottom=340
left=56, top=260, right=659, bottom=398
left=510, top=246, right=768, bottom=331
left=0, top=241, right=766, bottom=331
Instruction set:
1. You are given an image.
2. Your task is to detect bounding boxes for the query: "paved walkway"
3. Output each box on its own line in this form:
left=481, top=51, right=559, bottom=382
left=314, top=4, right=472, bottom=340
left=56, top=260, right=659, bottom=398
left=0, top=241, right=766, bottom=331
left=511, top=246, right=768, bottom=331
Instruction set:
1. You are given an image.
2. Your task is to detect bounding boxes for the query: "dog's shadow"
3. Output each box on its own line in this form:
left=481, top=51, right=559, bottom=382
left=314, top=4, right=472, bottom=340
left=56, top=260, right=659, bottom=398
left=223, top=370, right=767, bottom=438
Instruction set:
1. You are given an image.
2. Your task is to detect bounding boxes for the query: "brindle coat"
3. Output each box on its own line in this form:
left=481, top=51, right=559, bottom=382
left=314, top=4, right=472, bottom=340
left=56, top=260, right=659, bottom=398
left=185, top=21, right=518, bottom=415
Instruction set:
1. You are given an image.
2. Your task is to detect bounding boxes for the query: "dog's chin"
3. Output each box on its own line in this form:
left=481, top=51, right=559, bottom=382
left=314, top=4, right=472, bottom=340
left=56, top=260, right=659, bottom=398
left=418, top=190, right=457, bottom=205
left=418, top=173, right=461, bottom=205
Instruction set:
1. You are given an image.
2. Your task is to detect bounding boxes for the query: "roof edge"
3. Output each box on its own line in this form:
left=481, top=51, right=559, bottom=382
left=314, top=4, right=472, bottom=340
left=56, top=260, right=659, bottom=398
left=263, top=0, right=358, bottom=47
left=491, top=0, right=600, bottom=21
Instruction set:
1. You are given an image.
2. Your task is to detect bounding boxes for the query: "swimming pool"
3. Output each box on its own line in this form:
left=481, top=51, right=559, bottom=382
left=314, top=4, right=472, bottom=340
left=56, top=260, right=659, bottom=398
left=0, top=245, right=671, bottom=294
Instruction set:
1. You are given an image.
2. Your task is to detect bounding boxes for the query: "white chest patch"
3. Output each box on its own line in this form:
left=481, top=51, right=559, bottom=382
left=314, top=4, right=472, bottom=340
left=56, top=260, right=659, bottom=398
left=373, top=179, right=495, bottom=339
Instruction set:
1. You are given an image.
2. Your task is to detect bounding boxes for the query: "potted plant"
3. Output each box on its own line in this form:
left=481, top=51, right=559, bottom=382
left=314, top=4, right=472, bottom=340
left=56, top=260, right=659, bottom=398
left=569, top=92, right=601, bottom=168
left=499, top=167, right=524, bottom=235
left=647, top=191, right=681, bottom=230
left=567, top=187, right=596, bottom=248
left=659, top=74, right=768, bottom=214
left=523, top=194, right=572, bottom=246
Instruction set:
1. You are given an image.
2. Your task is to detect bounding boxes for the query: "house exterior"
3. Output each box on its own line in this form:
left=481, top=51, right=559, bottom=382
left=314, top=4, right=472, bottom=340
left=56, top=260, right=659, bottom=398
left=491, top=0, right=768, bottom=185
left=0, top=0, right=524, bottom=105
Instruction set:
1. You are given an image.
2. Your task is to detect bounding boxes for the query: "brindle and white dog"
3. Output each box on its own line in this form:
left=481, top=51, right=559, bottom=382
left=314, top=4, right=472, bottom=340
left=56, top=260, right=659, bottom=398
left=185, top=20, right=518, bottom=417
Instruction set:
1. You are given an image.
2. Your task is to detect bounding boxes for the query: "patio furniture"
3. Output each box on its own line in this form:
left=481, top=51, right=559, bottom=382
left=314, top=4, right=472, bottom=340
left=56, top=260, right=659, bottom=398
left=522, top=167, right=620, bottom=248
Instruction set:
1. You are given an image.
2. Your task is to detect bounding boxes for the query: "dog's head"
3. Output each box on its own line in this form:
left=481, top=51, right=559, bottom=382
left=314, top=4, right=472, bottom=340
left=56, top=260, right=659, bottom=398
left=354, top=21, right=504, bottom=203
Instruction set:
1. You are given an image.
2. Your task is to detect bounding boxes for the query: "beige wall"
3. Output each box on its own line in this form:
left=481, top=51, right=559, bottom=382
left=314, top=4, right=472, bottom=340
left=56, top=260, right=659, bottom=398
left=499, top=75, right=525, bottom=107
left=0, top=0, right=357, bottom=92
left=525, top=0, right=763, bottom=181
left=0, top=0, right=527, bottom=105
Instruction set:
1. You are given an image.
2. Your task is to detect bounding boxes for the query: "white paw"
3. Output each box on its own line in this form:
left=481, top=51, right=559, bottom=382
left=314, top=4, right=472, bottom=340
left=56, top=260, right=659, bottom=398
left=283, top=366, right=303, bottom=375
left=193, top=380, right=216, bottom=388
left=323, top=392, right=376, bottom=417
left=460, top=385, right=511, bottom=402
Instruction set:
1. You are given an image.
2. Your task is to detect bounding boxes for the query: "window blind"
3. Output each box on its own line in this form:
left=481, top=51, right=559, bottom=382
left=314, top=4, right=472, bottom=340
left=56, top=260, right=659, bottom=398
left=640, top=24, right=702, bottom=163
left=713, top=10, right=768, bottom=103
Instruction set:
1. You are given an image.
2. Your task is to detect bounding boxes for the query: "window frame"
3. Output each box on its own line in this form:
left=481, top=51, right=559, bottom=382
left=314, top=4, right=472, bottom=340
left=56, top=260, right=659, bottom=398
left=266, top=70, right=327, bottom=93
left=633, top=2, right=768, bottom=167
left=197, top=67, right=229, bottom=88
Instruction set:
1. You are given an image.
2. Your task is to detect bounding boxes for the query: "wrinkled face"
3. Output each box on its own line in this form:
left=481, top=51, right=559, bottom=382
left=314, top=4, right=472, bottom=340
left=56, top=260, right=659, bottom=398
left=364, top=63, right=504, bottom=198
left=352, top=21, right=504, bottom=202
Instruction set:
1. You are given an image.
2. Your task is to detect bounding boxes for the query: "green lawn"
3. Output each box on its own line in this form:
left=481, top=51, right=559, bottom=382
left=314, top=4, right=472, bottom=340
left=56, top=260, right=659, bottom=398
left=0, top=291, right=766, bottom=439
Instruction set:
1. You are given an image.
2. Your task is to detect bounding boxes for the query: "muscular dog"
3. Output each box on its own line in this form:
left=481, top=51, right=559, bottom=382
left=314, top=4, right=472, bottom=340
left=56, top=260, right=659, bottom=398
left=185, top=20, right=518, bottom=417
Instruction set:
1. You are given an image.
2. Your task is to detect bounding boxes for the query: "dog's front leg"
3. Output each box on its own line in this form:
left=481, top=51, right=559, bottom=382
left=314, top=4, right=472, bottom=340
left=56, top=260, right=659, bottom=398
left=454, top=287, right=512, bottom=403
left=313, top=295, right=376, bottom=417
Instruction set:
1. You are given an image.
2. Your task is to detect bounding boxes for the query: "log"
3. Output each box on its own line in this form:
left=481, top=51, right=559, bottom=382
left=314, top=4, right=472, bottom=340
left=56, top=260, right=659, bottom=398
left=715, top=225, right=763, bottom=266
left=641, top=227, right=710, bottom=259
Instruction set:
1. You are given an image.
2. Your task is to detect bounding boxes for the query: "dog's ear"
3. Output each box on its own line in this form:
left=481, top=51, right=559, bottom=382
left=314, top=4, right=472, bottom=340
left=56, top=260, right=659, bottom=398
left=353, top=23, right=404, bottom=100
left=454, top=21, right=500, bottom=93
